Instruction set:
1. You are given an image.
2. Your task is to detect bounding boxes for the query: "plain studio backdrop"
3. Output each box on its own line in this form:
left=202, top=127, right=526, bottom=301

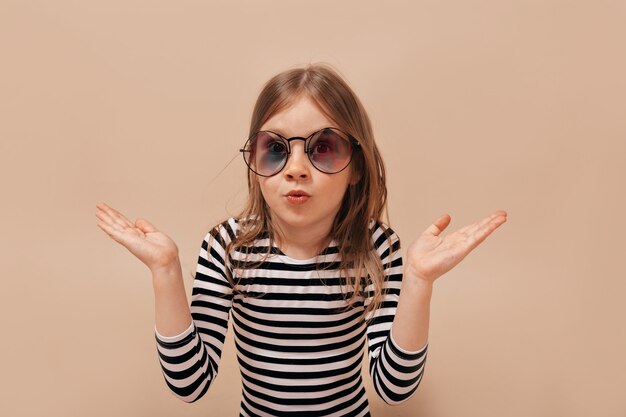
left=1, top=1, right=624, bottom=416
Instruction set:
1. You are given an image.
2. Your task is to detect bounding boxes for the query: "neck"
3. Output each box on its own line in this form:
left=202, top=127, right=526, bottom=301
left=272, top=219, right=333, bottom=260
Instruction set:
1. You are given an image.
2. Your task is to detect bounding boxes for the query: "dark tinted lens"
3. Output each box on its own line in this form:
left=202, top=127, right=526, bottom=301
left=244, top=132, right=288, bottom=176
left=308, top=129, right=353, bottom=173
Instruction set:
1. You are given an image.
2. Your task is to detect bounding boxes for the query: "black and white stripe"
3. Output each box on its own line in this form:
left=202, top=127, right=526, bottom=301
left=155, top=218, right=428, bottom=416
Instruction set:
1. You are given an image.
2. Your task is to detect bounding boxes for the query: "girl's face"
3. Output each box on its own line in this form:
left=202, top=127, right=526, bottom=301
left=257, top=95, right=354, bottom=240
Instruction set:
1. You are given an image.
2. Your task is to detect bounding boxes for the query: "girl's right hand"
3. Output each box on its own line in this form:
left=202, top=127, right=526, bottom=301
left=95, top=202, right=180, bottom=273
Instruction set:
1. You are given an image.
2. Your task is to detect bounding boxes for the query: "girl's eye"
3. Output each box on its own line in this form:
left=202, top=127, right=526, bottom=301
left=267, top=140, right=287, bottom=154
left=311, top=142, right=332, bottom=154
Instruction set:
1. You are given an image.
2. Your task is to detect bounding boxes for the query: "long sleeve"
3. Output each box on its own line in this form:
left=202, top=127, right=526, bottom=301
left=365, top=224, right=428, bottom=405
left=154, top=219, right=236, bottom=402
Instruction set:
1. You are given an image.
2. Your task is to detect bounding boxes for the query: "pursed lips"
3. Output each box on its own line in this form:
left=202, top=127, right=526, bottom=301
left=285, top=190, right=310, bottom=204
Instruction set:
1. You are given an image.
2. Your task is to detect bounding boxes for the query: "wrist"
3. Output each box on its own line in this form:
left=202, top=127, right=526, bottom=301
left=150, top=258, right=182, bottom=281
left=402, top=274, right=434, bottom=294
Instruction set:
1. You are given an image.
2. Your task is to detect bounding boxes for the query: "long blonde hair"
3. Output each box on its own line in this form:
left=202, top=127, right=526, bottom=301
left=225, top=63, right=392, bottom=318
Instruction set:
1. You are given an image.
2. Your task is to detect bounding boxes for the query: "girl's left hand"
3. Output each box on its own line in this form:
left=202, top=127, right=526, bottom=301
left=405, top=210, right=508, bottom=283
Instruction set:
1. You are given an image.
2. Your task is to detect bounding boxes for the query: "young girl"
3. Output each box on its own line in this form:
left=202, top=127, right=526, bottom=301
left=96, top=64, right=507, bottom=416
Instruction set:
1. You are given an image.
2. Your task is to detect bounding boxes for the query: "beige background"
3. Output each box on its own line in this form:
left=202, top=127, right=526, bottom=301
left=1, top=0, right=624, bottom=416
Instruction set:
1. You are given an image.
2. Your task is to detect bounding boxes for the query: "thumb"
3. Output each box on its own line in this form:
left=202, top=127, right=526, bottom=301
left=423, top=214, right=451, bottom=237
left=135, top=218, right=158, bottom=233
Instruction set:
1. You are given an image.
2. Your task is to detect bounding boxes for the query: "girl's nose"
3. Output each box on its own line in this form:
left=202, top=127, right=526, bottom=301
left=283, top=142, right=310, bottom=179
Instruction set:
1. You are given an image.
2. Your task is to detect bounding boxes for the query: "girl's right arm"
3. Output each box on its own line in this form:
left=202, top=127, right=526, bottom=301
left=95, top=202, right=191, bottom=336
left=96, top=203, right=234, bottom=402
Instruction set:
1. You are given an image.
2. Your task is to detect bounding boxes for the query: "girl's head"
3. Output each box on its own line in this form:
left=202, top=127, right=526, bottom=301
left=243, top=63, right=388, bottom=242
left=231, top=63, right=391, bottom=317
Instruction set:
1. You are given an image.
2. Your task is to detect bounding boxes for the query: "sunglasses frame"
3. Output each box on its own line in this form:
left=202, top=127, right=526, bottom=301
left=240, top=127, right=361, bottom=177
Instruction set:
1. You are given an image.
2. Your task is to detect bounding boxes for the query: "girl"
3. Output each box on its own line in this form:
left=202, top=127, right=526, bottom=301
left=96, top=64, right=507, bottom=416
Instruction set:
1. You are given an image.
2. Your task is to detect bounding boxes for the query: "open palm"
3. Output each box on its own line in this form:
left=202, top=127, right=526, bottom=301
left=95, top=202, right=179, bottom=272
left=405, top=210, right=508, bottom=283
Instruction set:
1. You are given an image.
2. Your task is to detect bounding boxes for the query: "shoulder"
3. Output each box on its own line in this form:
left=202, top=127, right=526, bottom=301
left=369, top=220, right=400, bottom=248
left=368, top=220, right=402, bottom=262
left=204, top=217, right=240, bottom=249
left=203, top=216, right=268, bottom=248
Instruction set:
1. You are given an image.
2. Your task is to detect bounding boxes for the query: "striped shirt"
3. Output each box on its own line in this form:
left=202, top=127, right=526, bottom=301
left=155, top=218, right=428, bottom=416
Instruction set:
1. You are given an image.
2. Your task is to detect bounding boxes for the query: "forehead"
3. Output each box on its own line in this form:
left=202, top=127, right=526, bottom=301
left=260, top=95, right=336, bottom=137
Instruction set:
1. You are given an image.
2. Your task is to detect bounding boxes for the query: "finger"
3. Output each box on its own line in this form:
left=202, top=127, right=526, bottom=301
left=456, top=211, right=507, bottom=236
left=423, top=214, right=451, bottom=237
left=101, top=223, right=147, bottom=250
left=465, top=214, right=507, bottom=250
left=96, top=202, right=134, bottom=228
left=95, top=205, right=129, bottom=230
left=135, top=218, right=157, bottom=233
left=97, top=221, right=126, bottom=244
left=95, top=209, right=126, bottom=233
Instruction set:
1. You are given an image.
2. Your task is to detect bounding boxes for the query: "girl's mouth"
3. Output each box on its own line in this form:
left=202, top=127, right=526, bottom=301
left=286, top=191, right=310, bottom=204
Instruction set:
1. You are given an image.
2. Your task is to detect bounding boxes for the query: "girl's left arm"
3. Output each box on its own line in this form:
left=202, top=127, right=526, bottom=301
left=391, top=210, right=508, bottom=351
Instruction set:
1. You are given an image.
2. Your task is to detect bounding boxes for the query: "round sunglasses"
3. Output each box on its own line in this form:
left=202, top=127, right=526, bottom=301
left=240, top=127, right=360, bottom=177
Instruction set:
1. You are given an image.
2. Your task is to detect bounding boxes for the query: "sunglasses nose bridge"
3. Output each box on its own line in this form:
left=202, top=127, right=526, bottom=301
left=285, top=137, right=309, bottom=154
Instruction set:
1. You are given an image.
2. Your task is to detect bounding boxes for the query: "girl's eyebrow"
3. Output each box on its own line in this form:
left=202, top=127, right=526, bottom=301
left=263, top=127, right=332, bottom=138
